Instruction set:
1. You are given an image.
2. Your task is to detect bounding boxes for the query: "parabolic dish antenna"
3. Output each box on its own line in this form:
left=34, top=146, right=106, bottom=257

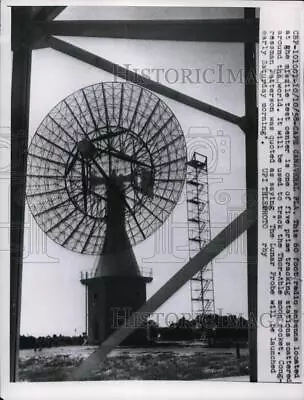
left=26, top=81, right=187, bottom=255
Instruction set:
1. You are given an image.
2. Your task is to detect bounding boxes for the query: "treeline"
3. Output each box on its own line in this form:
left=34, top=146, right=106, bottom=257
left=167, top=314, right=249, bottom=329
left=148, top=314, right=249, bottom=345
left=20, top=334, right=86, bottom=350
left=20, top=314, right=249, bottom=349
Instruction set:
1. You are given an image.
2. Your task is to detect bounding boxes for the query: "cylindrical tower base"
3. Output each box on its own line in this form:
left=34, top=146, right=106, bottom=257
left=81, top=275, right=152, bottom=344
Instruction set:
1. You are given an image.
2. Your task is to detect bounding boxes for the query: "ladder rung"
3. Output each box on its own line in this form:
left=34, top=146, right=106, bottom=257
left=187, top=198, right=199, bottom=205
left=188, top=218, right=200, bottom=224
left=187, top=180, right=201, bottom=186
left=186, top=160, right=208, bottom=170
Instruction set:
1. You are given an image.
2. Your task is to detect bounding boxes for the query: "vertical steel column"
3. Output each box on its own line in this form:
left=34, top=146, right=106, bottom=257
left=10, top=7, right=32, bottom=381
left=85, top=276, right=88, bottom=336
left=244, top=8, right=258, bottom=382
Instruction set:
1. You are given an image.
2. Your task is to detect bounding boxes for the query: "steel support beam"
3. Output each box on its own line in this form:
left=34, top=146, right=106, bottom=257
left=244, top=8, right=258, bottom=383
left=32, top=6, right=66, bottom=21
left=10, top=7, right=33, bottom=381
left=70, top=206, right=257, bottom=380
left=47, top=37, right=242, bottom=127
left=30, top=6, right=66, bottom=48
left=35, top=18, right=259, bottom=43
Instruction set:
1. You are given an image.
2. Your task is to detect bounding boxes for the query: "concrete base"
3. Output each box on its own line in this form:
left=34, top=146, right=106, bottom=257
left=82, top=275, right=152, bottom=344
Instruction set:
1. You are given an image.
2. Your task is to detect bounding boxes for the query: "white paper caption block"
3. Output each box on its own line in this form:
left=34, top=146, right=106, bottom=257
left=258, top=6, right=302, bottom=383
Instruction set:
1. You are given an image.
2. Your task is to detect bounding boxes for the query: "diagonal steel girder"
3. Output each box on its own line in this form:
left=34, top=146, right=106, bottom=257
left=69, top=206, right=256, bottom=380
left=47, top=37, right=242, bottom=127
left=35, top=18, right=259, bottom=43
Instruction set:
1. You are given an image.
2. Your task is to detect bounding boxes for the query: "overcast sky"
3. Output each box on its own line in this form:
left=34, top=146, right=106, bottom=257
left=18, top=6, right=251, bottom=336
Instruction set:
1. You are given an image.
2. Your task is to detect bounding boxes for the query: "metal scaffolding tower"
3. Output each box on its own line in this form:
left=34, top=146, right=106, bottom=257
left=186, top=152, right=215, bottom=317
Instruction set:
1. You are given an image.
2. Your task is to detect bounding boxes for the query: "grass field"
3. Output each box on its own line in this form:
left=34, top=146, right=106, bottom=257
left=18, top=344, right=249, bottom=382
